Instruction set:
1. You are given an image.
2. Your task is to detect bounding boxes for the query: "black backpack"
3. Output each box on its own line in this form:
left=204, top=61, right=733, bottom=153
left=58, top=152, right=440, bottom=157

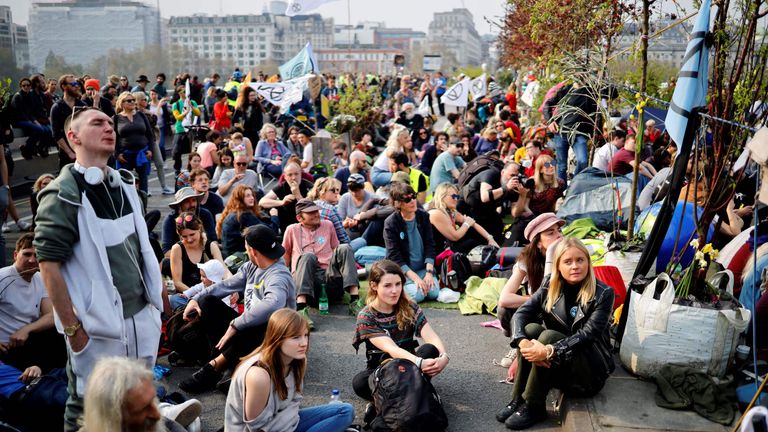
left=466, top=245, right=500, bottom=276
left=165, top=310, right=212, bottom=364
left=457, top=154, right=504, bottom=190
left=438, top=252, right=472, bottom=292
left=368, top=358, right=448, bottom=432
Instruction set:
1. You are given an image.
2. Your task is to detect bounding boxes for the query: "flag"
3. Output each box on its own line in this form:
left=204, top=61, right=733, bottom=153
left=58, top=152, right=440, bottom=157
left=285, top=0, right=336, bottom=17
left=251, top=82, right=291, bottom=106
left=663, top=0, right=711, bottom=147
left=279, top=42, right=319, bottom=80
left=417, top=95, right=430, bottom=117
left=182, top=79, right=194, bottom=127
left=440, top=78, right=471, bottom=107
left=242, top=70, right=252, bottom=86
left=470, top=74, right=487, bottom=101
left=321, top=95, right=331, bottom=119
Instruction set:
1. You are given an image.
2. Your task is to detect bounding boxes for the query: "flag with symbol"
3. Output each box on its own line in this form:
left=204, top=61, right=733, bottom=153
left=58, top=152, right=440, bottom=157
left=663, top=0, right=712, bottom=146
left=251, top=82, right=290, bottom=106
left=285, top=0, right=336, bottom=17
left=279, top=42, right=319, bottom=80
left=470, top=74, right=487, bottom=101
left=440, top=78, right=471, bottom=108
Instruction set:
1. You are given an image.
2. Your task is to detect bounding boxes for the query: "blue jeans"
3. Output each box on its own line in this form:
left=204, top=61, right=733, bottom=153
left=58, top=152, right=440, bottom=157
left=371, top=167, right=392, bottom=188
left=554, top=133, right=589, bottom=181
left=15, top=121, right=51, bottom=149
left=295, top=403, right=355, bottom=432
left=168, top=294, right=189, bottom=311
left=404, top=268, right=440, bottom=303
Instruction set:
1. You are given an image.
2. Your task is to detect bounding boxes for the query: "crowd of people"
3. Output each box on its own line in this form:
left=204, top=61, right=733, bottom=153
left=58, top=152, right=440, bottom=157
left=0, top=65, right=764, bottom=432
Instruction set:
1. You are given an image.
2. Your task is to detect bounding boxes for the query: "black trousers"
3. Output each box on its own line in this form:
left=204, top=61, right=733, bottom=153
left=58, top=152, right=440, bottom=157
left=352, top=343, right=439, bottom=401
left=172, top=132, right=192, bottom=174
left=198, top=294, right=267, bottom=367
left=0, top=327, right=67, bottom=373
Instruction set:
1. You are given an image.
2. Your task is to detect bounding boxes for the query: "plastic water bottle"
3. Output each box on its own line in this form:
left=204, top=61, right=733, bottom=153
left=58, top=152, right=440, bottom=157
left=319, top=283, right=329, bottom=315
left=329, top=388, right=341, bottom=404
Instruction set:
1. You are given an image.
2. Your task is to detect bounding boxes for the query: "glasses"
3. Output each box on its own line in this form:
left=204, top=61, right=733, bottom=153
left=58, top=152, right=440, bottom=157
left=349, top=184, right=364, bottom=191
left=67, top=81, right=80, bottom=88
left=334, top=152, right=344, bottom=157
left=398, top=194, right=415, bottom=203
left=175, top=214, right=194, bottom=226
left=420, top=131, right=428, bottom=135
left=68, top=106, right=98, bottom=128
left=124, top=99, right=135, bottom=103
left=235, top=162, right=248, bottom=167
left=450, top=194, right=461, bottom=200
left=542, top=161, right=555, bottom=168
left=455, top=143, right=465, bottom=149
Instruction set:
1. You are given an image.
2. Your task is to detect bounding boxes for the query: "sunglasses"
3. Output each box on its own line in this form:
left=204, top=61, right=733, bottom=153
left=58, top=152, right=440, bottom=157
left=399, top=194, right=415, bottom=203
left=124, top=99, right=135, bottom=103
left=349, top=184, right=364, bottom=190
left=419, top=131, right=428, bottom=135
left=67, top=81, right=80, bottom=88
left=235, top=162, right=248, bottom=167
left=68, top=106, right=99, bottom=128
left=455, top=143, right=465, bottom=148
left=542, top=161, right=555, bottom=168
left=175, top=213, right=194, bottom=226
left=334, top=152, right=344, bottom=157
left=450, top=194, right=461, bottom=200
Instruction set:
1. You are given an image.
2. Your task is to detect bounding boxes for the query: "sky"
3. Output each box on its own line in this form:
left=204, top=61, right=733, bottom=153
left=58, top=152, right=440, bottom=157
left=2, top=0, right=509, bottom=35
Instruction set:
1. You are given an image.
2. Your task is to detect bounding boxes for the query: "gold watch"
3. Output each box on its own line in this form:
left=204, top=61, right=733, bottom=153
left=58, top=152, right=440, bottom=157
left=63, top=321, right=82, bottom=337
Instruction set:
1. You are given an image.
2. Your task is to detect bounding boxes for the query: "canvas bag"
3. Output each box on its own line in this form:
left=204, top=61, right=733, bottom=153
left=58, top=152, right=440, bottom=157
left=620, top=273, right=751, bottom=378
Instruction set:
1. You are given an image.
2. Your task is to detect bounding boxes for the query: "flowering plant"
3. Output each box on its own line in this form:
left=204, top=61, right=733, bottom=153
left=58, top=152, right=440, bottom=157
left=673, top=239, right=722, bottom=303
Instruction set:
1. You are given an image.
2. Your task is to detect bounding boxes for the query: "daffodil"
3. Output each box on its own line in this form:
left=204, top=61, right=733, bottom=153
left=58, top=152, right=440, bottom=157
left=702, top=243, right=713, bottom=254
left=690, top=239, right=700, bottom=249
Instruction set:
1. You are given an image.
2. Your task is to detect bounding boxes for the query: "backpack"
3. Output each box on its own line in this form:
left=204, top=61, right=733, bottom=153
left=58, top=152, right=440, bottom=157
left=466, top=245, right=499, bottom=276
left=457, top=154, right=504, bottom=191
left=165, top=310, right=211, bottom=364
left=368, top=358, right=448, bottom=432
left=438, top=252, right=472, bottom=292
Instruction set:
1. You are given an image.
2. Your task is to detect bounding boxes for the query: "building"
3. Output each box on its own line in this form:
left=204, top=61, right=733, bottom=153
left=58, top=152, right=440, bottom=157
left=333, top=22, right=380, bottom=48
left=315, top=48, right=403, bottom=75
left=427, top=8, right=483, bottom=69
left=614, top=18, right=690, bottom=66
left=0, top=6, right=29, bottom=69
left=28, top=0, right=161, bottom=71
left=167, top=12, right=333, bottom=70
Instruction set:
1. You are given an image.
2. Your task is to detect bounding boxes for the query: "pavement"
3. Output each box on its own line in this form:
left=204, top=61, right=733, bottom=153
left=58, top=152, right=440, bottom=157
left=3, top=141, right=737, bottom=432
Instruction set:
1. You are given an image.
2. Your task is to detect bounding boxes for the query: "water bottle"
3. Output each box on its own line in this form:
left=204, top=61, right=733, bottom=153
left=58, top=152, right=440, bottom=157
left=329, top=388, right=341, bottom=404
left=319, top=282, right=329, bottom=315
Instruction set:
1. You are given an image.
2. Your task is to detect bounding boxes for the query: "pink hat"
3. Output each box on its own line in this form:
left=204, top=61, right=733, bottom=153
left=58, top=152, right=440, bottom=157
left=523, top=212, right=565, bottom=241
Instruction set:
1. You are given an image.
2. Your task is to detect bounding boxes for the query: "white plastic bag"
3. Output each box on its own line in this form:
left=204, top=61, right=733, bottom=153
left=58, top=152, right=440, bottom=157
left=620, top=273, right=751, bottom=378
left=436, top=288, right=460, bottom=304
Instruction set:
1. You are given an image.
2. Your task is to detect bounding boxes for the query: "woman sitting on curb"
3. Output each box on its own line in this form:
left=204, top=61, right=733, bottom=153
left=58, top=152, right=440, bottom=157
left=351, top=260, right=449, bottom=408
left=225, top=308, right=355, bottom=432
left=496, top=237, right=614, bottom=430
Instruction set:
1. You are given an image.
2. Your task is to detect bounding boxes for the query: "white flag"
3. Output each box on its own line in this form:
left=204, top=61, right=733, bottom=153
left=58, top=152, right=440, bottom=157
left=470, top=74, right=487, bottom=101
left=417, top=95, right=431, bottom=117
left=279, top=42, right=319, bottom=80
left=285, top=0, right=336, bottom=17
left=440, top=78, right=471, bottom=108
left=251, top=82, right=290, bottom=106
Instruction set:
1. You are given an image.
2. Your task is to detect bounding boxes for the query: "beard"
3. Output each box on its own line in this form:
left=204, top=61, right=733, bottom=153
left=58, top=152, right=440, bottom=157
left=404, top=111, right=415, bottom=120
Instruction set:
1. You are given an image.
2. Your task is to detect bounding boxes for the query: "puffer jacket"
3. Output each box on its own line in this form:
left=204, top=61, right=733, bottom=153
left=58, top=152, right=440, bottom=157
left=511, top=277, right=615, bottom=376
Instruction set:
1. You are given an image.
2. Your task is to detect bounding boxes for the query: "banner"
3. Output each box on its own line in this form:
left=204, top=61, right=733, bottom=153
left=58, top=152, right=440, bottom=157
left=663, top=0, right=712, bottom=146
left=279, top=42, right=319, bottom=80
left=470, top=74, right=487, bottom=101
left=285, top=0, right=336, bottom=17
left=417, top=95, right=431, bottom=117
left=251, top=82, right=291, bottom=106
left=440, top=77, right=471, bottom=108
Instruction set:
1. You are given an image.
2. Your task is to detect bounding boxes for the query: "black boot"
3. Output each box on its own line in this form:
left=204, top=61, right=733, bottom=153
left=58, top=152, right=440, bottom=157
left=179, top=363, right=222, bottom=394
left=504, top=401, right=547, bottom=430
left=495, top=398, right=523, bottom=423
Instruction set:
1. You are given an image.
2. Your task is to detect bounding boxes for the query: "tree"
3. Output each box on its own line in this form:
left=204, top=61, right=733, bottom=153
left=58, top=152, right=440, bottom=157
left=43, top=51, right=84, bottom=80
left=0, top=48, right=30, bottom=86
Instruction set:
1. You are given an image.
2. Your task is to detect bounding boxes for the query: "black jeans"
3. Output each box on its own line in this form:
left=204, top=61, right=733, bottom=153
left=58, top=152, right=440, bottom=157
left=0, top=327, right=67, bottom=372
left=511, top=323, right=607, bottom=405
left=352, top=343, right=439, bottom=401
left=197, top=294, right=267, bottom=367
left=172, top=132, right=192, bottom=174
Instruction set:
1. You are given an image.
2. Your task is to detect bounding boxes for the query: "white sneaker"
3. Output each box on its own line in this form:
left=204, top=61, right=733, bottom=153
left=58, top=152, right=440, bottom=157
left=186, top=417, right=201, bottom=432
left=494, top=348, right=517, bottom=368
left=159, top=399, right=202, bottom=428
left=162, top=186, right=175, bottom=195
left=16, top=220, right=31, bottom=231
left=1, top=223, right=10, bottom=233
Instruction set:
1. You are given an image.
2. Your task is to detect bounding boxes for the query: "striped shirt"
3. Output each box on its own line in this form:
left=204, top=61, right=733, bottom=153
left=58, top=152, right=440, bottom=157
left=353, top=303, right=426, bottom=352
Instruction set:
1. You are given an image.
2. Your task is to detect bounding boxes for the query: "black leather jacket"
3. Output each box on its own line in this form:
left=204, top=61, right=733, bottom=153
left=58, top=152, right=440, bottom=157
left=511, top=277, right=615, bottom=374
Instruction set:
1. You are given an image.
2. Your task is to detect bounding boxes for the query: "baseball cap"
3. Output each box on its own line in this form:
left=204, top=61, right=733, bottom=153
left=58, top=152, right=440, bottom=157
left=243, top=225, right=284, bottom=260
left=348, top=173, right=365, bottom=186
left=295, top=199, right=321, bottom=215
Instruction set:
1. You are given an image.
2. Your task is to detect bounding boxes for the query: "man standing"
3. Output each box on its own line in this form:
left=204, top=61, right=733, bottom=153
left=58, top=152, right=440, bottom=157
left=132, top=75, right=150, bottom=94
left=179, top=225, right=296, bottom=393
left=49, top=75, right=86, bottom=169
left=152, top=73, right=168, bottom=98
left=0, top=233, right=64, bottom=372
left=434, top=71, right=448, bottom=117
left=283, top=199, right=361, bottom=325
left=34, top=107, right=163, bottom=431
left=216, top=154, right=259, bottom=204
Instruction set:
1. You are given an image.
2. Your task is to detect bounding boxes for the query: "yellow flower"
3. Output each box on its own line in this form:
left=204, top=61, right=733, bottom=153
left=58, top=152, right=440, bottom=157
left=702, top=243, right=713, bottom=254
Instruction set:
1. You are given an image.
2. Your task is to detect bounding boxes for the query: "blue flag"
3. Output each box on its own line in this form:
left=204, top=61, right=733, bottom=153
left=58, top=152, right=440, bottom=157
left=279, top=42, right=319, bottom=81
left=664, top=0, right=712, bottom=146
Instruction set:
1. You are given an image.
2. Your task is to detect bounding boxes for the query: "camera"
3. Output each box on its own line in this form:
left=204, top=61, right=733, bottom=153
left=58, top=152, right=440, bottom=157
left=517, top=174, right=535, bottom=190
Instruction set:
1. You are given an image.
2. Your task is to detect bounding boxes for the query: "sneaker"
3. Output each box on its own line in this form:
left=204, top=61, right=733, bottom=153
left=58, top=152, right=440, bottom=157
left=504, top=401, right=548, bottom=430
left=186, top=418, right=201, bottom=432
left=1, top=223, right=10, bottom=233
left=348, top=298, right=365, bottom=316
left=179, top=364, right=222, bottom=394
left=162, top=186, right=175, bottom=195
left=500, top=348, right=517, bottom=368
left=159, top=399, right=202, bottom=427
left=16, top=220, right=31, bottom=231
left=147, top=191, right=153, bottom=197
left=298, top=307, right=315, bottom=331
left=496, top=398, right=523, bottom=423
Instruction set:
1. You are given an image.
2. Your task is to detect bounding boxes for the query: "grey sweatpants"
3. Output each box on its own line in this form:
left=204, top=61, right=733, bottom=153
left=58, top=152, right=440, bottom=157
left=293, top=244, right=358, bottom=301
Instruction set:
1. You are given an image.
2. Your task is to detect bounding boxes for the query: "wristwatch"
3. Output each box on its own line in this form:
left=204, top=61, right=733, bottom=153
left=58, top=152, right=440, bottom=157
left=63, top=321, right=82, bottom=337
left=425, top=269, right=434, bottom=275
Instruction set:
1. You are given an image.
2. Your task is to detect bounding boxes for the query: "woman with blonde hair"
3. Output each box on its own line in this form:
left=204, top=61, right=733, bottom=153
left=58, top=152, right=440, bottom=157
left=352, top=260, right=449, bottom=403
left=508, top=154, right=566, bottom=245
left=307, top=176, right=350, bottom=244
left=371, top=126, right=409, bottom=187
left=217, top=184, right=279, bottom=256
left=429, top=183, right=499, bottom=253
left=225, top=308, right=355, bottom=431
left=496, top=237, right=614, bottom=429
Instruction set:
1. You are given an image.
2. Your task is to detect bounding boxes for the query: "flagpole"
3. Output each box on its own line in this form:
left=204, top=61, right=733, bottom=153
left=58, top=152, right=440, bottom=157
left=347, top=0, right=352, bottom=74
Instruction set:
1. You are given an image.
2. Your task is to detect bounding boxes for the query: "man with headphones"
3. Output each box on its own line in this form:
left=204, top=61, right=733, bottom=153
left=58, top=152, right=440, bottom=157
left=33, top=107, right=164, bottom=431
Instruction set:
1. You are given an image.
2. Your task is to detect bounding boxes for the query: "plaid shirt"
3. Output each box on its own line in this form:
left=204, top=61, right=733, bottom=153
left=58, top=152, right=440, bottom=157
left=315, top=200, right=350, bottom=244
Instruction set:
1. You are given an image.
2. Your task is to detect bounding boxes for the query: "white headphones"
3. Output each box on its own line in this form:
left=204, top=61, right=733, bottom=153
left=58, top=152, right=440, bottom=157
left=73, top=162, right=121, bottom=188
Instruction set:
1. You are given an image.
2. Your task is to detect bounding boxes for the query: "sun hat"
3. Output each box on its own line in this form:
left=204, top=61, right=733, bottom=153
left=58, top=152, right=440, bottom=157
left=196, top=260, right=226, bottom=284
left=523, top=212, right=566, bottom=242
left=169, top=187, right=203, bottom=208
left=136, top=75, right=150, bottom=83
